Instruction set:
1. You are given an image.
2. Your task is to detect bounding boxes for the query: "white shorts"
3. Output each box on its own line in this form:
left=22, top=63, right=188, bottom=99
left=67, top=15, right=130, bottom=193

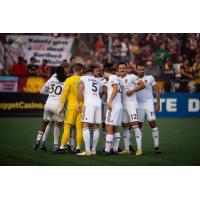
left=122, top=107, right=139, bottom=123
left=105, top=106, right=123, bottom=126
left=43, top=104, right=64, bottom=122
left=82, top=105, right=102, bottom=124
left=138, top=102, right=156, bottom=122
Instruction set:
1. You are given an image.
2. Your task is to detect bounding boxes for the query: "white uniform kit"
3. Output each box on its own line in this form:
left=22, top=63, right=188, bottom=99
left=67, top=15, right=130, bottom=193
left=120, top=74, right=140, bottom=123
left=41, top=74, right=65, bottom=122
left=105, top=75, right=123, bottom=126
left=80, top=76, right=102, bottom=124
left=136, top=75, right=156, bottom=122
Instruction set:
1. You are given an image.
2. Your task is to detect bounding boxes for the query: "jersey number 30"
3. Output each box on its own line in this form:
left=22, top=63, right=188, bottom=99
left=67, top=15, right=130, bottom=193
left=49, top=84, right=62, bottom=95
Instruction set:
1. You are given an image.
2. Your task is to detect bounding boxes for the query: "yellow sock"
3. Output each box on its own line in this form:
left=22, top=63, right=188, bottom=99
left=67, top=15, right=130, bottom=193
left=76, top=123, right=83, bottom=149
left=61, top=123, right=71, bottom=145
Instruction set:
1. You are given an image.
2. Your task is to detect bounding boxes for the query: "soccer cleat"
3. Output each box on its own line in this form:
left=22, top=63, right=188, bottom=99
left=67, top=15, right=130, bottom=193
left=119, top=149, right=130, bottom=155
left=64, top=144, right=72, bottom=152
left=77, top=151, right=91, bottom=156
left=75, top=149, right=81, bottom=154
left=53, top=148, right=65, bottom=154
left=154, top=147, right=162, bottom=154
left=118, top=147, right=123, bottom=153
left=33, top=141, right=40, bottom=151
left=136, top=149, right=142, bottom=156
left=39, top=144, right=47, bottom=152
left=52, top=147, right=59, bottom=153
left=91, top=151, right=96, bottom=155
left=129, top=145, right=136, bottom=154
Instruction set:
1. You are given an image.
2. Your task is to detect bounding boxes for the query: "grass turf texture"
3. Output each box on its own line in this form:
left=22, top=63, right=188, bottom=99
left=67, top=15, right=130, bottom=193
left=0, top=117, right=200, bottom=166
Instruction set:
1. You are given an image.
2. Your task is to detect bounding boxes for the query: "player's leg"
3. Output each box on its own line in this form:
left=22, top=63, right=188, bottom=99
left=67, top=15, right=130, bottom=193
left=75, top=111, right=83, bottom=153
left=55, top=109, right=74, bottom=153
left=53, top=121, right=62, bottom=151
left=146, top=105, right=161, bottom=154
left=33, top=120, right=49, bottom=150
left=121, top=109, right=131, bottom=154
left=113, top=126, right=121, bottom=154
left=101, top=103, right=107, bottom=150
left=91, top=106, right=102, bottom=154
left=40, top=121, right=53, bottom=151
left=103, top=109, right=114, bottom=154
left=128, top=108, right=143, bottom=156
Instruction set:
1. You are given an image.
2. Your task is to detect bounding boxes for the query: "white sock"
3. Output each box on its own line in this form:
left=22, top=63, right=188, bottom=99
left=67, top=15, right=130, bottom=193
left=36, top=131, right=43, bottom=142
left=113, top=132, right=121, bottom=152
left=54, top=124, right=61, bottom=147
left=133, top=127, right=142, bottom=150
left=105, top=134, right=113, bottom=152
left=152, top=127, right=159, bottom=147
left=123, top=128, right=130, bottom=150
left=70, top=127, right=76, bottom=147
left=92, top=129, right=100, bottom=151
left=102, top=128, right=106, bottom=148
left=42, top=124, right=51, bottom=143
left=83, top=128, right=91, bottom=151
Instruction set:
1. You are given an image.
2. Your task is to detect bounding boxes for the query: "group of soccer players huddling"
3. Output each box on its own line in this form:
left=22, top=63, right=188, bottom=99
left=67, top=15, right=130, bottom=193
left=33, top=61, right=162, bottom=156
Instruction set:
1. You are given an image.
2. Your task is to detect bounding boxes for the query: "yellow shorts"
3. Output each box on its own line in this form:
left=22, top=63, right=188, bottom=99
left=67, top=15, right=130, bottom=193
left=64, top=109, right=82, bottom=125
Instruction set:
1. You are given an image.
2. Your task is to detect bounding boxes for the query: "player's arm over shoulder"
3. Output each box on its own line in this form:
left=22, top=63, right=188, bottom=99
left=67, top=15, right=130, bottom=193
left=60, top=77, right=71, bottom=106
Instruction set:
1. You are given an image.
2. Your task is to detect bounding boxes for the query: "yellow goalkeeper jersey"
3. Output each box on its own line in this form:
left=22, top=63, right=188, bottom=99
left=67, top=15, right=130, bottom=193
left=60, top=75, right=83, bottom=109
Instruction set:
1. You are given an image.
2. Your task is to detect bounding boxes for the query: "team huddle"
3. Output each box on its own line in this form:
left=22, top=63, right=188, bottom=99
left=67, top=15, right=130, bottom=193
left=33, top=62, right=162, bottom=156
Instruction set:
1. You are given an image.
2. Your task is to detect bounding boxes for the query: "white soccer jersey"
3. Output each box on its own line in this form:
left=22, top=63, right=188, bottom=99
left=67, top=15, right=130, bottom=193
left=106, top=75, right=122, bottom=107
left=80, top=75, right=101, bottom=107
left=120, top=74, right=140, bottom=108
left=41, top=74, right=65, bottom=106
left=136, top=75, right=156, bottom=104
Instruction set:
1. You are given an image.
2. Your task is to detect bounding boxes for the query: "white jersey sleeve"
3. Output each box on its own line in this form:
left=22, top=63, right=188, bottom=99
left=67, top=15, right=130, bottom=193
left=150, top=75, right=156, bottom=86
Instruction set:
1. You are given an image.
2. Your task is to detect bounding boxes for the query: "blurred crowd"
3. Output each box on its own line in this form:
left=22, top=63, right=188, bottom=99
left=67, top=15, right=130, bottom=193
left=0, top=33, right=200, bottom=93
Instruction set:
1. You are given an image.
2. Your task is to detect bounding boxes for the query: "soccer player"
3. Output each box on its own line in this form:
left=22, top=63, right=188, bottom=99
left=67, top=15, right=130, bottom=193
left=118, top=62, right=146, bottom=155
left=56, top=63, right=84, bottom=154
left=33, top=66, right=67, bottom=151
left=135, top=64, right=162, bottom=154
left=102, top=63, right=123, bottom=155
left=77, top=65, right=102, bottom=156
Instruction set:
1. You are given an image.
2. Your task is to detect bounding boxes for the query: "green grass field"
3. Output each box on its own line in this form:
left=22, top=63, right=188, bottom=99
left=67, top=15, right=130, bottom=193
left=0, top=117, right=200, bottom=166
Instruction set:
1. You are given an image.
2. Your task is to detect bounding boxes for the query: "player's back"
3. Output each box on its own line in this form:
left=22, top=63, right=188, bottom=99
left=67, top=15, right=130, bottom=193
left=62, top=75, right=82, bottom=109
left=44, top=74, right=65, bottom=106
left=81, top=75, right=101, bottom=107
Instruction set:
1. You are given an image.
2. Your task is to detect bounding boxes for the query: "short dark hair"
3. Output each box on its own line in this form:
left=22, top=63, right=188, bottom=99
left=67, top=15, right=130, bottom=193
left=73, top=63, right=84, bottom=72
left=86, top=65, right=98, bottom=73
left=103, top=63, right=113, bottom=73
left=55, top=66, right=66, bottom=82
left=118, top=62, right=127, bottom=67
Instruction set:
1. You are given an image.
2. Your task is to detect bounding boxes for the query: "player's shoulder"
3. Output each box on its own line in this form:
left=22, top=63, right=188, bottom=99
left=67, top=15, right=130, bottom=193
left=145, top=75, right=155, bottom=81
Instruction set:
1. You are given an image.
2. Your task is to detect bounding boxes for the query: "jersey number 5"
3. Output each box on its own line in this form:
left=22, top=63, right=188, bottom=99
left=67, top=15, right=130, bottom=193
left=92, top=82, right=98, bottom=92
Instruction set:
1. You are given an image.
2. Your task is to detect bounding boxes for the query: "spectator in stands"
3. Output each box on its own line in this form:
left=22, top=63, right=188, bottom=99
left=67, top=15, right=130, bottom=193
left=120, top=37, right=129, bottom=62
left=112, top=37, right=121, bottom=63
left=96, top=47, right=111, bottom=65
left=27, top=57, right=39, bottom=76
left=39, top=59, right=51, bottom=77
left=160, top=58, right=175, bottom=92
left=95, top=34, right=104, bottom=52
left=12, top=57, right=28, bottom=76
left=180, top=58, right=193, bottom=92
left=188, top=56, right=200, bottom=92
left=0, top=62, right=3, bottom=75
left=144, top=61, right=160, bottom=80
left=155, top=43, right=170, bottom=70
left=70, top=56, right=76, bottom=66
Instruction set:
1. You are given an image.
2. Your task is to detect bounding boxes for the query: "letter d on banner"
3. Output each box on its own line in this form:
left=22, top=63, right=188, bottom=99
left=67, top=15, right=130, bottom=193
left=188, top=99, right=200, bottom=112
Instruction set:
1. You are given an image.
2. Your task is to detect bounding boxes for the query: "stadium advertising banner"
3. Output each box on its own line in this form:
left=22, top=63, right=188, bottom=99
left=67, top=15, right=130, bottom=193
left=0, top=93, right=199, bottom=117
left=0, top=76, right=18, bottom=92
left=6, top=35, right=74, bottom=65
left=155, top=93, right=200, bottom=118
left=0, top=93, right=47, bottom=117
